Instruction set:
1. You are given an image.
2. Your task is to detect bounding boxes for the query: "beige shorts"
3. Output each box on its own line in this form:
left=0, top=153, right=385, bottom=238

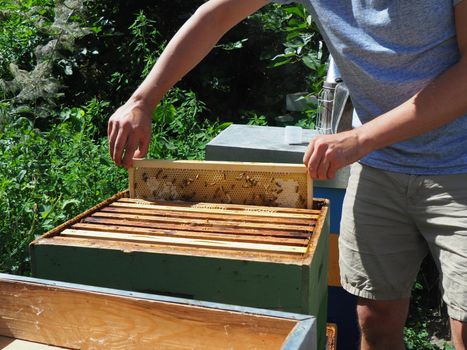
left=339, top=162, right=467, bottom=321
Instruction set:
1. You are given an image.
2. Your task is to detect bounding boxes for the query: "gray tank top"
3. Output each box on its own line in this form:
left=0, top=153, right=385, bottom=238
left=273, top=0, right=467, bottom=174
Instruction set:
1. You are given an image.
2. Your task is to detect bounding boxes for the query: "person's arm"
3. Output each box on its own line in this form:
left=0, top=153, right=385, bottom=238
left=304, top=0, right=467, bottom=180
left=108, top=0, right=269, bottom=168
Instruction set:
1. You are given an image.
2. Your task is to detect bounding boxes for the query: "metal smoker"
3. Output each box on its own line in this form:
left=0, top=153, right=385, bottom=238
left=316, top=56, right=353, bottom=134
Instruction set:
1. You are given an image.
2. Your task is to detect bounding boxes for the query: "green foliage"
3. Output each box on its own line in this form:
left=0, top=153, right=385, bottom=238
left=404, top=324, right=438, bottom=350
left=126, top=11, right=165, bottom=78
left=403, top=259, right=453, bottom=350
left=254, top=3, right=327, bottom=128
left=0, top=0, right=90, bottom=120
left=149, top=88, right=231, bottom=160
left=0, top=0, right=54, bottom=76
left=246, top=112, right=268, bottom=126
left=0, top=110, right=127, bottom=275
left=269, top=4, right=327, bottom=82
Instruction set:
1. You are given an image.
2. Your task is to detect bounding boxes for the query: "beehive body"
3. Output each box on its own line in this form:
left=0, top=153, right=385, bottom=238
left=30, top=160, right=329, bottom=349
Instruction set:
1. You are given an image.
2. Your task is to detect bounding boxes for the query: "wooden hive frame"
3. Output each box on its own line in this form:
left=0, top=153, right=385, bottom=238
left=129, top=159, right=313, bottom=209
left=0, top=274, right=317, bottom=350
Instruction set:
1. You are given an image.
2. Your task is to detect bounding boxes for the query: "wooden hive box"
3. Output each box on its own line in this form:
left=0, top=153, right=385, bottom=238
left=30, top=160, right=329, bottom=349
left=0, top=273, right=317, bottom=350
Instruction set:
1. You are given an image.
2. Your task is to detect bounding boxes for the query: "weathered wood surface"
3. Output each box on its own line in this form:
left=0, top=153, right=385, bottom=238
left=61, top=229, right=308, bottom=254
left=117, top=198, right=321, bottom=216
left=38, top=196, right=321, bottom=258
left=72, top=222, right=309, bottom=245
left=91, top=211, right=315, bottom=232
left=0, top=277, right=300, bottom=350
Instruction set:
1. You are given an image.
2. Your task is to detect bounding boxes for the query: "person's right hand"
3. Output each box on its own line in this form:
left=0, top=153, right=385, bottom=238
left=108, top=99, right=152, bottom=169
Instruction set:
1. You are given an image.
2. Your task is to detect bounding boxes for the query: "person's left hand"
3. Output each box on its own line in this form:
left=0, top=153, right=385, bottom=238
left=303, top=130, right=366, bottom=180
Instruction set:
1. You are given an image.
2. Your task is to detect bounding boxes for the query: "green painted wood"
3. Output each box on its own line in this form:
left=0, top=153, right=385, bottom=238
left=309, top=211, right=330, bottom=350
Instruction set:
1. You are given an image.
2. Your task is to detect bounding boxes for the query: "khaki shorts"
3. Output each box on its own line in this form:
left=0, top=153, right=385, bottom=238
left=339, top=162, right=467, bottom=322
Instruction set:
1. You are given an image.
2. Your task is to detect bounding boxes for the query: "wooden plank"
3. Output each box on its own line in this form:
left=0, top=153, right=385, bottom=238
left=31, top=191, right=129, bottom=241
left=101, top=205, right=315, bottom=226
left=37, top=236, right=305, bottom=265
left=61, top=229, right=308, bottom=254
left=71, top=223, right=309, bottom=246
left=117, top=197, right=322, bottom=216
left=128, top=167, right=135, bottom=198
left=91, top=211, right=314, bottom=233
left=112, top=202, right=319, bottom=222
left=0, top=337, right=68, bottom=350
left=82, top=216, right=311, bottom=239
left=306, top=172, right=313, bottom=210
left=132, top=159, right=309, bottom=174
left=282, top=319, right=317, bottom=350
left=0, top=277, right=301, bottom=350
left=328, top=233, right=341, bottom=287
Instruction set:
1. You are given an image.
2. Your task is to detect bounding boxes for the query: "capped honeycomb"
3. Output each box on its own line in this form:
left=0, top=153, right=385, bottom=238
left=130, top=160, right=312, bottom=209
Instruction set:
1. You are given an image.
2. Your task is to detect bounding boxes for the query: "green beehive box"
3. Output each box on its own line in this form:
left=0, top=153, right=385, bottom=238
left=30, top=160, right=330, bottom=349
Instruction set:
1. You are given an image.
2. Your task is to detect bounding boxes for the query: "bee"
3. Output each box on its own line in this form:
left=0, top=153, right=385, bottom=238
left=142, top=172, right=148, bottom=182
left=230, top=184, right=235, bottom=190
left=155, top=169, right=163, bottom=179
left=171, top=178, right=177, bottom=185
left=275, top=181, right=281, bottom=188
left=298, top=194, right=306, bottom=206
left=277, top=189, right=283, bottom=194
left=235, top=173, right=244, bottom=180
left=195, top=174, right=200, bottom=180
left=223, top=172, right=226, bottom=180
left=295, top=185, right=299, bottom=193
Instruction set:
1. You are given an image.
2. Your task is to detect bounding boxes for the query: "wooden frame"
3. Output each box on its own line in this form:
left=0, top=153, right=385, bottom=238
left=32, top=192, right=327, bottom=265
left=129, top=159, right=313, bottom=209
left=0, top=274, right=316, bottom=350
